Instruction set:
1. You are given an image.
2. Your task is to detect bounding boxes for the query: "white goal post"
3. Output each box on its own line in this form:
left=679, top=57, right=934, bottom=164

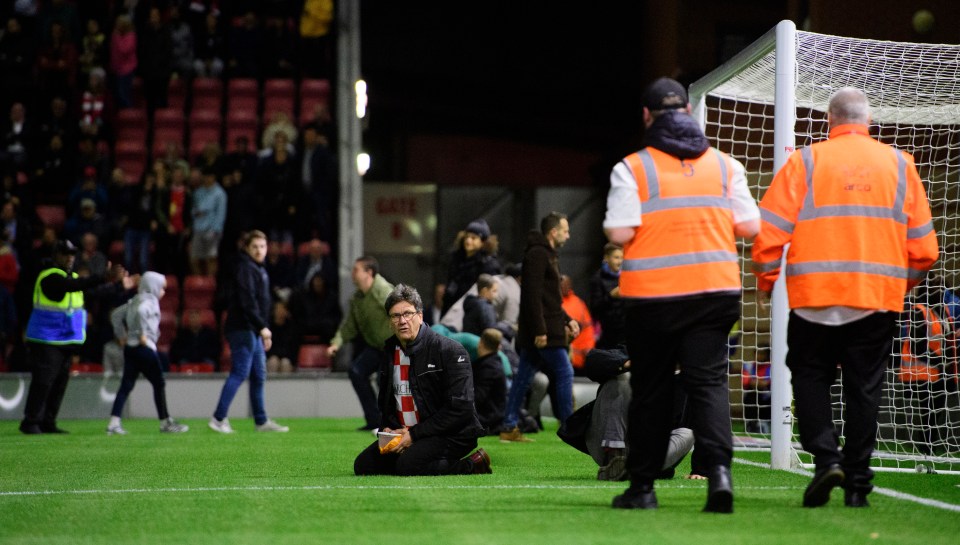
left=689, top=20, right=960, bottom=473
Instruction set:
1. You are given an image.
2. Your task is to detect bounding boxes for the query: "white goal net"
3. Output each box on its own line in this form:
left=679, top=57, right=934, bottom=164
left=690, top=20, right=960, bottom=473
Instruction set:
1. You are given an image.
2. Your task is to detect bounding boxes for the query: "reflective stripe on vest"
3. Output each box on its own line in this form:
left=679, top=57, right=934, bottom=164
left=788, top=146, right=919, bottom=282
left=619, top=147, right=740, bottom=299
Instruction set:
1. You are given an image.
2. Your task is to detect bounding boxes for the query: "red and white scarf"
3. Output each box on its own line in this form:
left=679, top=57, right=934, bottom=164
left=393, top=346, right=420, bottom=426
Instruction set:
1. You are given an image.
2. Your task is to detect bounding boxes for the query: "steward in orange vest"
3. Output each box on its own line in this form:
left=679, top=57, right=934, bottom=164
left=751, top=87, right=939, bottom=508
left=603, top=77, right=761, bottom=513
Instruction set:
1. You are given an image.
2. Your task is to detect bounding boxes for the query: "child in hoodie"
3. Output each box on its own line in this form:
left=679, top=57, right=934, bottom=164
left=106, top=272, right=189, bottom=434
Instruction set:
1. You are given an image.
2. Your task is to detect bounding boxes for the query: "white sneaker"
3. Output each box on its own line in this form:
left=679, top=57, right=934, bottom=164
left=106, top=423, right=127, bottom=435
left=255, top=419, right=289, bottom=433
left=208, top=417, right=234, bottom=434
left=160, top=418, right=189, bottom=433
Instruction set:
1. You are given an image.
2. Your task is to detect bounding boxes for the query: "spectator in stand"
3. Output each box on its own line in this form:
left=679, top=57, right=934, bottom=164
left=289, top=272, right=341, bottom=344
left=137, top=7, right=172, bottom=113
left=34, top=133, right=72, bottom=202
left=75, top=232, right=107, bottom=278
left=328, top=256, right=395, bottom=431
left=36, top=21, right=78, bottom=101
left=0, top=229, right=20, bottom=297
left=224, top=135, right=258, bottom=183
left=561, top=274, right=595, bottom=373
left=462, top=274, right=498, bottom=336
left=0, top=17, right=36, bottom=108
left=169, top=308, right=221, bottom=370
left=155, top=160, right=191, bottom=277
left=78, top=18, right=105, bottom=79
left=64, top=198, right=108, bottom=248
left=299, top=0, right=334, bottom=78
left=264, top=239, right=296, bottom=299
left=442, top=219, right=502, bottom=314
left=78, top=67, right=109, bottom=142
left=220, top=165, right=257, bottom=266
left=227, top=11, right=262, bottom=78
left=260, top=112, right=298, bottom=156
left=41, top=96, right=76, bottom=151
left=2, top=102, right=36, bottom=173
left=255, top=130, right=300, bottom=245
left=0, top=198, right=32, bottom=263
left=194, top=141, right=224, bottom=179
left=168, top=5, right=194, bottom=79
left=39, top=0, right=80, bottom=42
left=189, top=166, right=227, bottom=277
left=120, top=169, right=159, bottom=274
left=75, top=134, right=109, bottom=185
left=266, top=300, right=299, bottom=373
left=67, top=166, right=107, bottom=218
left=742, top=345, right=772, bottom=434
left=590, top=242, right=626, bottom=349
left=192, top=13, right=225, bottom=78
left=298, top=123, right=336, bottom=241
left=108, top=15, right=137, bottom=109
left=473, top=328, right=507, bottom=435
left=294, top=238, right=335, bottom=288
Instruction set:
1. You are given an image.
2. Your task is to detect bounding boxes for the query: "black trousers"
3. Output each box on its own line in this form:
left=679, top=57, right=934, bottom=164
left=624, top=295, right=740, bottom=486
left=22, top=342, right=76, bottom=428
left=786, top=311, right=896, bottom=494
left=111, top=345, right=169, bottom=419
left=354, top=434, right=477, bottom=476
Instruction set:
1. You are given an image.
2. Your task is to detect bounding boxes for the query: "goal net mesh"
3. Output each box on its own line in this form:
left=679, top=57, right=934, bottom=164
left=701, top=29, right=960, bottom=472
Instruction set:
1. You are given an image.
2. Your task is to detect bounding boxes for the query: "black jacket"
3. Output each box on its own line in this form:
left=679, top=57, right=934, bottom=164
left=589, top=264, right=625, bottom=348
left=224, top=252, right=271, bottom=333
left=472, top=351, right=506, bottom=434
left=461, top=294, right=496, bottom=336
left=518, top=230, right=569, bottom=349
left=377, top=324, right=483, bottom=441
left=443, top=248, right=501, bottom=314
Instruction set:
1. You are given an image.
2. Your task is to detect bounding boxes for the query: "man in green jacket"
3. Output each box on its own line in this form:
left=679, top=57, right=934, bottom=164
left=328, top=256, right=394, bottom=430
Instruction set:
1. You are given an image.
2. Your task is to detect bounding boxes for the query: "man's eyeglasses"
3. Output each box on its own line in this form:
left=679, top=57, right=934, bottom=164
left=389, top=310, right=420, bottom=324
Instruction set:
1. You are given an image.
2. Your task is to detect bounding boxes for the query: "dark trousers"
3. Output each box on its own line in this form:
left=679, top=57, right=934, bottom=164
left=111, top=345, right=169, bottom=419
left=348, top=343, right=383, bottom=429
left=786, top=311, right=896, bottom=494
left=22, top=342, right=75, bottom=428
left=624, top=295, right=740, bottom=486
left=354, top=434, right=477, bottom=476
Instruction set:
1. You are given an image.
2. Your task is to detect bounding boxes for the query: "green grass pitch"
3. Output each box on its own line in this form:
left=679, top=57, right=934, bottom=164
left=2, top=418, right=958, bottom=544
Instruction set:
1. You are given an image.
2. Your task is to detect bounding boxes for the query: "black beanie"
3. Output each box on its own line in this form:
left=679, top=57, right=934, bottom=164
left=464, top=219, right=491, bottom=241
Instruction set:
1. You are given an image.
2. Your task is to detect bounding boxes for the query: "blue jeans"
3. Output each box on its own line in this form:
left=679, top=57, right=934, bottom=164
left=348, top=344, right=383, bottom=429
left=502, top=346, right=573, bottom=429
left=214, top=330, right=267, bottom=425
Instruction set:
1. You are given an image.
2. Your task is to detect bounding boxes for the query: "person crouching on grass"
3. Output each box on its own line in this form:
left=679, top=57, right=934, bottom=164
left=107, top=272, right=189, bottom=435
left=354, top=284, right=492, bottom=476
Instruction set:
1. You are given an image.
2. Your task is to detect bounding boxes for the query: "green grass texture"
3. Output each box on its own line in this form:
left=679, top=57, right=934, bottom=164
left=2, top=418, right=958, bottom=545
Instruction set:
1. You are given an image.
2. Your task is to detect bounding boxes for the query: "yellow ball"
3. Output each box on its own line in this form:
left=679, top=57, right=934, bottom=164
left=913, top=9, right=935, bottom=34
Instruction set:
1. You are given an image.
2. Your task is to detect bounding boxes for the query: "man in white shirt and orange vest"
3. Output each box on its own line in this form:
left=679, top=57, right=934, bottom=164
left=752, top=87, right=939, bottom=508
left=604, top=77, right=761, bottom=512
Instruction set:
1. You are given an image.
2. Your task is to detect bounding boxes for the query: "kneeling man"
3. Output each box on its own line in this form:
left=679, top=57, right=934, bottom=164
left=354, top=284, right=492, bottom=476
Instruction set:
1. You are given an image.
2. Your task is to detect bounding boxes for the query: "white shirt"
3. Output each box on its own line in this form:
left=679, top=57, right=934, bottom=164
left=603, top=154, right=760, bottom=230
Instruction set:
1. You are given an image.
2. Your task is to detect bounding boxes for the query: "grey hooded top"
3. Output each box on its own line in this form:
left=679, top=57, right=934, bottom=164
left=111, top=271, right=165, bottom=350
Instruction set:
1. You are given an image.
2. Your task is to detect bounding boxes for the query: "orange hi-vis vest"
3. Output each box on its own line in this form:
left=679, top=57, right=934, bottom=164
left=899, top=303, right=946, bottom=383
left=752, top=125, right=939, bottom=313
left=619, top=147, right=741, bottom=299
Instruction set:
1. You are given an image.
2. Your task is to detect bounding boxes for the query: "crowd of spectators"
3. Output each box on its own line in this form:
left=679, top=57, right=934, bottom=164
left=0, top=0, right=338, bottom=372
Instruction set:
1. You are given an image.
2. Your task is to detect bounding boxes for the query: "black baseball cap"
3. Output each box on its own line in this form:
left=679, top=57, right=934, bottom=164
left=643, top=77, right=688, bottom=112
left=54, top=240, right=78, bottom=255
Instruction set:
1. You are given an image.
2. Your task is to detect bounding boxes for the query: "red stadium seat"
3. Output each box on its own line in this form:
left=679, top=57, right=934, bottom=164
left=35, top=205, right=66, bottom=232
left=153, top=108, right=185, bottom=131
left=192, top=77, right=223, bottom=102
left=299, top=78, right=331, bottom=124
left=167, top=78, right=186, bottom=109
left=71, top=362, right=104, bottom=374
left=116, top=107, right=148, bottom=132
left=189, top=127, right=222, bottom=157
left=152, top=128, right=185, bottom=157
left=297, top=344, right=332, bottom=369
left=182, top=275, right=217, bottom=310
left=181, top=308, right=217, bottom=329
left=159, top=309, right=178, bottom=343
left=189, top=109, right=222, bottom=130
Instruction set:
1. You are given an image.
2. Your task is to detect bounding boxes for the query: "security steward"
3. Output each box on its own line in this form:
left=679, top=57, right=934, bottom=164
left=20, top=240, right=135, bottom=434
left=603, top=77, right=761, bottom=512
left=752, top=87, right=938, bottom=507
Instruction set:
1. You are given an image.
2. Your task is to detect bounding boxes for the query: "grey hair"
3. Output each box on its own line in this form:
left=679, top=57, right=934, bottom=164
left=828, top=87, right=870, bottom=125
left=384, top=283, right=423, bottom=314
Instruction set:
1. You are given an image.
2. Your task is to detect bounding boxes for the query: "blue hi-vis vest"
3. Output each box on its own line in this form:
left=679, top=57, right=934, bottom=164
left=24, top=268, right=87, bottom=345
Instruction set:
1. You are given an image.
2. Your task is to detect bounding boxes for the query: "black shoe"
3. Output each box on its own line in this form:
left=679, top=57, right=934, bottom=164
left=356, top=424, right=377, bottom=432
left=612, top=485, right=658, bottom=509
left=703, top=465, right=734, bottom=513
left=19, top=423, right=43, bottom=435
left=803, top=464, right=844, bottom=507
left=40, top=425, right=69, bottom=434
left=844, top=490, right=870, bottom=507
left=467, top=448, right=492, bottom=474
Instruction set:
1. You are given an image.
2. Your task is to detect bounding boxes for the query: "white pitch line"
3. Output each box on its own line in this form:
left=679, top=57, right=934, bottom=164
left=732, top=456, right=960, bottom=512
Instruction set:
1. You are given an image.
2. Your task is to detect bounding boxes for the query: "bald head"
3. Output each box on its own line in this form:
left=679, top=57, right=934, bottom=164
left=828, top=87, right=870, bottom=127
